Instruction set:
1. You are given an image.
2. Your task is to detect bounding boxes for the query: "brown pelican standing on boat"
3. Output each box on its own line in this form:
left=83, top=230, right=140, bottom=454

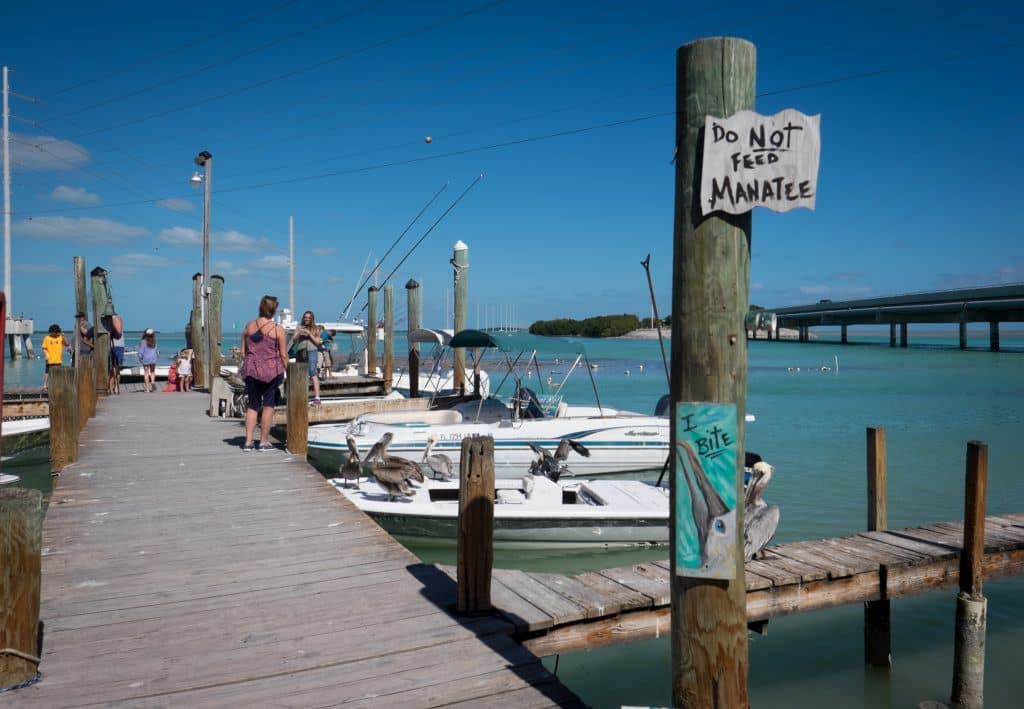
left=362, top=432, right=421, bottom=500
left=422, top=436, right=454, bottom=480
left=527, top=439, right=590, bottom=482
left=743, top=461, right=779, bottom=560
left=338, top=435, right=362, bottom=489
left=377, top=432, right=424, bottom=483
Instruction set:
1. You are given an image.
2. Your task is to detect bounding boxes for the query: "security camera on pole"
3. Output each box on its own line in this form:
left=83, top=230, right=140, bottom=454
left=191, top=151, right=213, bottom=389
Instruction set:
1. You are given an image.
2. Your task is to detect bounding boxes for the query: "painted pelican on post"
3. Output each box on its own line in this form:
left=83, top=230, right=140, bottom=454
left=676, top=441, right=732, bottom=568
left=743, top=461, right=779, bottom=560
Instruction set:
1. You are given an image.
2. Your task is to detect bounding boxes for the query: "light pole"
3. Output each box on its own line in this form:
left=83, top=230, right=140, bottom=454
left=191, top=150, right=212, bottom=388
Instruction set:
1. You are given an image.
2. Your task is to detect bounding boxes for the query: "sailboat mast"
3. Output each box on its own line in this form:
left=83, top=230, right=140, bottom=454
left=289, top=215, right=295, bottom=316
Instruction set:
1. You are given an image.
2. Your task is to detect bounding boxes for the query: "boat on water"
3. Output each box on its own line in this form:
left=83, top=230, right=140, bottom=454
left=330, top=474, right=669, bottom=548
left=309, top=329, right=670, bottom=477
left=0, top=473, right=21, bottom=485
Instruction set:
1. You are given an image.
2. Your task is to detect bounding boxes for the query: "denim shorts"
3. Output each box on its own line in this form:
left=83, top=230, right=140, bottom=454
left=245, top=374, right=283, bottom=410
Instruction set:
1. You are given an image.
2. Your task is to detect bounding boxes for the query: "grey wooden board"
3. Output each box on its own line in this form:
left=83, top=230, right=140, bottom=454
left=13, top=393, right=576, bottom=707
left=436, top=564, right=553, bottom=633
left=597, top=562, right=671, bottom=605
left=493, top=568, right=587, bottom=624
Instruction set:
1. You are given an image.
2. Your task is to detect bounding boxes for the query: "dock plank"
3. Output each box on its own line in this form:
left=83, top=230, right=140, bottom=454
left=597, top=562, right=671, bottom=605
left=12, top=393, right=575, bottom=707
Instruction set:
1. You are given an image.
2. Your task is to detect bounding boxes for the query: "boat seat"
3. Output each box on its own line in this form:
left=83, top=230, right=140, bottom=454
left=496, top=489, right=526, bottom=505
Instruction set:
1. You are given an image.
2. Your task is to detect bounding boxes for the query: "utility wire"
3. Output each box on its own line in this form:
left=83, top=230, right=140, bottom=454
left=59, top=0, right=508, bottom=141
left=47, top=0, right=303, bottom=96
left=38, top=1, right=383, bottom=123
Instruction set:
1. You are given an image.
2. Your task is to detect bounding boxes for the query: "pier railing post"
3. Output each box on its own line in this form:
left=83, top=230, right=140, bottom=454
left=73, top=257, right=87, bottom=369
left=89, top=267, right=111, bottom=395
left=49, top=366, right=77, bottom=471
left=406, top=280, right=421, bottom=398
left=865, top=426, right=891, bottom=667
left=383, top=284, right=394, bottom=393
left=950, top=441, right=987, bottom=709
left=670, top=36, right=754, bottom=707
left=457, top=435, right=494, bottom=614
left=74, top=353, right=89, bottom=434
left=190, top=273, right=205, bottom=387
left=286, top=361, right=308, bottom=457
left=366, top=286, right=378, bottom=377
left=208, top=274, right=224, bottom=395
left=0, top=488, right=43, bottom=689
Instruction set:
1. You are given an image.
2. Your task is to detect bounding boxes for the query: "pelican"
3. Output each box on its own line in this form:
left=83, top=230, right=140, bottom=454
left=338, top=435, right=362, bottom=489
left=526, top=439, right=590, bottom=482
left=377, top=432, right=424, bottom=483
left=371, top=461, right=416, bottom=502
left=422, top=436, right=454, bottom=480
left=676, top=441, right=731, bottom=565
left=743, top=461, right=779, bottom=560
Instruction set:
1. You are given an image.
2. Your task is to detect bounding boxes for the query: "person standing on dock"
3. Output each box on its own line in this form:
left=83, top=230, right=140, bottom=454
left=41, top=323, right=71, bottom=390
left=288, top=310, right=323, bottom=406
left=137, top=329, right=160, bottom=393
left=240, top=295, right=288, bottom=451
left=74, top=312, right=94, bottom=366
left=105, top=311, right=125, bottom=395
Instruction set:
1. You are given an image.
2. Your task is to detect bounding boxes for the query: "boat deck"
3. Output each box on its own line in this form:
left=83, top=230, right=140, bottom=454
left=9, top=393, right=579, bottom=707
left=440, top=514, right=1024, bottom=656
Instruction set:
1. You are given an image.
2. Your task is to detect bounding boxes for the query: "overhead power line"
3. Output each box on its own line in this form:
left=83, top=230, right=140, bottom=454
left=48, top=0, right=303, bottom=96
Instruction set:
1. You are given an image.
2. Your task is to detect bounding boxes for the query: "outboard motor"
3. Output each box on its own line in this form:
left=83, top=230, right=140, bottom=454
left=654, top=394, right=670, bottom=417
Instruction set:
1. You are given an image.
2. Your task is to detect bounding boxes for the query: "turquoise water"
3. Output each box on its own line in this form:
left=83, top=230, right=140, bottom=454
left=5, top=329, right=1023, bottom=706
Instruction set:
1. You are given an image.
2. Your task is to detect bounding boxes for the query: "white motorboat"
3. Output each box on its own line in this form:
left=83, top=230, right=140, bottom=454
left=0, top=474, right=21, bottom=485
left=330, top=474, right=669, bottom=549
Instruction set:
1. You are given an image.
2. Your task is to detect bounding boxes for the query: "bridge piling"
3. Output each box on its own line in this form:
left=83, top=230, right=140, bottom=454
left=841, top=324, right=848, bottom=344
left=989, top=322, right=999, bottom=352
left=889, top=323, right=896, bottom=347
left=899, top=323, right=908, bottom=348
left=960, top=320, right=968, bottom=350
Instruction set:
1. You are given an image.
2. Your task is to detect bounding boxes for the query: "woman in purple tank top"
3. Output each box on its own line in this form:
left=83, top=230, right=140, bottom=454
left=239, top=295, right=288, bottom=451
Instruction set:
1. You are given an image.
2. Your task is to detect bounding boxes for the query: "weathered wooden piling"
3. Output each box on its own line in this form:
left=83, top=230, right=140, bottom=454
left=383, top=284, right=394, bottom=393
left=865, top=426, right=891, bottom=667
left=49, top=366, right=77, bottom=470
left=89, top=267, right=111, bottom=395
left=73, top=257, right=87, bottom=367
left=988, top=322, right=999, bottom=352
left=950, top=441, right=988, bottom=709
left=208, top=274, right=224, bottom=382
left=457, top=435, right=494, bottom=614
left=406, top=279, right=421, bottom=398
left=190, top=273, right=205, bottom=387
left=0, top=488, right=43, bottom=689
left=670, top=36, right=754, bottom=707
left=366, top=286, right=378, bottom=377
left=286, top=361, right=308, bottom=456
left=452, top=241, right=468, bottom=392
left=74, top=353, right=89, bottom=435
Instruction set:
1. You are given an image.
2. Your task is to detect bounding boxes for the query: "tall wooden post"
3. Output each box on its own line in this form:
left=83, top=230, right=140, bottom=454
left=899, top=322, right=908, bottom=348
left=865, top=426, right=891, bottom=667
left=286, top=361, right=308, bottom=457
left=452, top=241, right=469, bottom=393
left=988, top=321, right=999, bottom=352
left=959, top=320, right=968, bottom=350
left=0, top=488, right=43, bottom=688
left=207, top=274, right=224, bottom=396
left=89, top=267, right=111, bottom=395
left=73, top=257, right=87, bottom=369
left=950, top=441, right=988, bottom=709
left=366, top=286, right=378, bottom=377
left=670, top=36, right=753, bottom=707
left=190, top=273, right=205, bottom=387
left=49, top=366, right=77, bottom=470
left=406, top=279, right=421, bottom=398
left=383, top=284, right=394, bottom=393
left=889, top=323, right=896, bottom=347
left=457, top=435, right=494, bottom=614
left=74, top=352, right=89, bottom=434
left=841, top=324, right=848, bottom=344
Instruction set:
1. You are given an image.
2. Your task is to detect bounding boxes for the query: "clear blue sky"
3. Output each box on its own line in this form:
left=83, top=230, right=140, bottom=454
left=3, top=0, right=1022, bottom=332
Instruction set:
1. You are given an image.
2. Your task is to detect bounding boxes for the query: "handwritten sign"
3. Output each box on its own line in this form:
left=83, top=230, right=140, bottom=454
left=700, top=109, right=821, bottom=216
left=675, top=402, right=739, bottom=579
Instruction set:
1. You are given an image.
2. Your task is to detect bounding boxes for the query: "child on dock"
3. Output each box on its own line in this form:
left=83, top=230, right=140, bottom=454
left=137, top=329, right=160, bottom=393
left=177, top=349, right=193, bottom=391
left=41, top=323, right=72, bottom=390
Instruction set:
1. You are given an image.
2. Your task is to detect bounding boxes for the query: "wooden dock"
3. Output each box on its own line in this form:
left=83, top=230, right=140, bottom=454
left=9, top=393, right=579, bottom=707
left=441, top=515, right=1024, bottom=657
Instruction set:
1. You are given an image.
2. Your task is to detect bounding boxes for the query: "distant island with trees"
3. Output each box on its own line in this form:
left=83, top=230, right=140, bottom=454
left=528, top=306, right=768, bottom=339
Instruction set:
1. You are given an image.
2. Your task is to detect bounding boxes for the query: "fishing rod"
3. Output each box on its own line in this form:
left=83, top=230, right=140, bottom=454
left=641, top=254, right=670, bottom=388
left=340, top=182, right=449, bottom=318
left=360, top=173, right=484, bottom=312
left=341, top=251, right=374, bottom=320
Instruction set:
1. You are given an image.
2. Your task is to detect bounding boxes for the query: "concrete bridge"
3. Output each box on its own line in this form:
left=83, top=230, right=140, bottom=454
left=758, top=284, right=1024, bottom=351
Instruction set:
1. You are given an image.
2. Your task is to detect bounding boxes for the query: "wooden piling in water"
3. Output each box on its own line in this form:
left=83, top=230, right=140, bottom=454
left=865, top=426, right=891, bottom=667
left=670, top=35, right=754, bottom=707
left=406, top=279, right=421, bottom=398
left=0, top=488, right=43, bottom=688
left=366, top=287, right=378, bottom=377
left=89, top=267, right=111, bottom=395
left=49, top=366, right=77, bottom=471
left=453, top=241, right=468, bottom=393
left=950, top=441, right=988, bottom=709
left=383, top=284, right=394, bottom=393
left=457, top=435, right=494, bottom=614
left=286, top=361, right=308, bottom=457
